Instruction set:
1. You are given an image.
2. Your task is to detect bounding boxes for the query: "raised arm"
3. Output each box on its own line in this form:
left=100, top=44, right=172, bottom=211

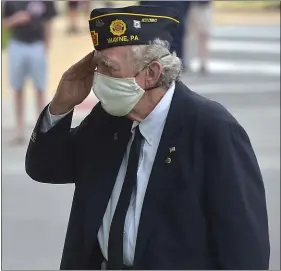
left=25, top=51, right=97, bottom=184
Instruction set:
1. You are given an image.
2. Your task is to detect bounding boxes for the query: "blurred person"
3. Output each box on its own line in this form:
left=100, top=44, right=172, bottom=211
left=26, top=5, right=270, bottom=270
left=3, top=1, right=57, bottom=144
left=104, top=1, right=113, bottom=8
left=187, top=0, right=213, bottom=74
left=79, top=0, right=92, bottom=20
left=66, top=0, right=92, bottom=34
left=139, top=1, right=190, bottom=70
left=66, top=0, right=80, bottom=34
left=83, top=0, right=92, bottom=17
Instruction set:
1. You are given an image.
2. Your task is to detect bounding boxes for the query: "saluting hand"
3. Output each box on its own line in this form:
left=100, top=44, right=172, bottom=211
left=50, top=51, right=97, bottom=115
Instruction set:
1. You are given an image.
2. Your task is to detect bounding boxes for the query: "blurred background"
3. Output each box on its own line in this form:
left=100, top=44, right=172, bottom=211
left=1, top=1, right=280, bottom=270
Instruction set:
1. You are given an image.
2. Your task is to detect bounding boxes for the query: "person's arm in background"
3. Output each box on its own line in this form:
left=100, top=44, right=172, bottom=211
left=43, top=1, right=57, bottom=50
left=2, top=2, right=31, bottom=29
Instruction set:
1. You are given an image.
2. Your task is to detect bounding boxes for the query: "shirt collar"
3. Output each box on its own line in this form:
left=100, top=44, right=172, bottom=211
left=132, top=81, right=175, bottom=145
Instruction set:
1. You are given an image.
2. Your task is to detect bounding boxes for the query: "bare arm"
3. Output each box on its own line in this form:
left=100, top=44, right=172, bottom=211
left=2, top=15, right=16, bottom=29
left=2, top=11, right=31, bottom=29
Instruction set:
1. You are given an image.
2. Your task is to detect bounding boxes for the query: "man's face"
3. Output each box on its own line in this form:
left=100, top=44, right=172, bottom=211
left=95, top=46, right=147, bottom=90
left=94, top=46, right=164, bottom=120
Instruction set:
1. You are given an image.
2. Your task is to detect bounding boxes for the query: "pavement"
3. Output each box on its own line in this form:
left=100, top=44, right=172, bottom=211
left=1, top=14, right=280, bottom=270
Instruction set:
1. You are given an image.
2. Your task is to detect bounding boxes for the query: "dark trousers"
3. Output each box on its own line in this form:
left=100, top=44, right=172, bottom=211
left=67, top=0, right=79, bottom=10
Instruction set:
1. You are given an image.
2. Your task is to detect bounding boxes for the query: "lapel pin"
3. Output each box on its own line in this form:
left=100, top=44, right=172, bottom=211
left=165, top=157, right=172, bottom=164
left=113, top=132, right=118, bottom=140
left=169, top=146, right=176, bottom=153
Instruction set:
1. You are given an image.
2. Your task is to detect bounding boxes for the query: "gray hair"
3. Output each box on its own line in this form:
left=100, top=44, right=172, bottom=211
left=130, top=38, right=182, bottom=89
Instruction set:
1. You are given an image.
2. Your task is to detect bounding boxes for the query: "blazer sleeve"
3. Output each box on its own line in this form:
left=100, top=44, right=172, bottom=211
left=205, top=121, right=270, bottom=270
left=25, top=105, right=77, bottom=184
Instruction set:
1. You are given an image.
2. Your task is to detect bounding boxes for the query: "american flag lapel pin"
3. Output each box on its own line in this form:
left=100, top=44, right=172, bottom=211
left=165, top=146, right=176, bottom=164
left=169, top=146, right=176, bottom=153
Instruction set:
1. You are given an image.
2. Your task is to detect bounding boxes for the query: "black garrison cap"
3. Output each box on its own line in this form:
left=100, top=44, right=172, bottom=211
left=88, top=5, right=180, bottom=51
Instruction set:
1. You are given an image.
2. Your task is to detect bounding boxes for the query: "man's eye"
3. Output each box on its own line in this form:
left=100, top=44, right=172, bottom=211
left=98, top=62, right=119, bottom=72
left=102, top=63, right=112, bottom=69
left=97, top=63, right=108, bottom=70
left=107, top=65, right=119, bottom=72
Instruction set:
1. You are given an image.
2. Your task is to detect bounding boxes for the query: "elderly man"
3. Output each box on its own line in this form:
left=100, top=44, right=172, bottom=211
left=25, top=5, right=270, bottom=270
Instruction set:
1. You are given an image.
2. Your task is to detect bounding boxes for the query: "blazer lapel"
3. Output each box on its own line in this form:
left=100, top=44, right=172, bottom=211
left=134, top=82, right=193, bottom=266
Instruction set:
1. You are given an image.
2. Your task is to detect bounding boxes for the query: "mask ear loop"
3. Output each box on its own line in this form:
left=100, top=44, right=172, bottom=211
left=134, top=53, right=170, bottom=77
left=141, top=53, right=170, bottom=91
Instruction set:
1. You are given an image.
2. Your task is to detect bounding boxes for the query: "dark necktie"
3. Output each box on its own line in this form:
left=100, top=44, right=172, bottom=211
left=107, top=125, right=142, bottom=270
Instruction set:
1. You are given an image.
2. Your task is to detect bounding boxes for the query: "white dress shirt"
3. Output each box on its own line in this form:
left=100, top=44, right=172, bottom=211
left=41, top=82, right=175, bottom=266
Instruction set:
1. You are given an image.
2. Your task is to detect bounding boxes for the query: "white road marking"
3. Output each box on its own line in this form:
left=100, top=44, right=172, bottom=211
left=186, top=82, right=280, bottom=94
left=190, top=59, right=280, bottom=76
left=210, top=40, right=280, bottom=54
left=212, top=26, right=280, bottom=40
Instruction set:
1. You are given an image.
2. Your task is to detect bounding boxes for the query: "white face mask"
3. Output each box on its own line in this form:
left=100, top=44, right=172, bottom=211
left=92, top=72, right=145, bottom=117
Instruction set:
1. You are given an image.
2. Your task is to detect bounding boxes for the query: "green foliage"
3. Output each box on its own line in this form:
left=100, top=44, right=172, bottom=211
left=2, top=28, right=10, bottom=50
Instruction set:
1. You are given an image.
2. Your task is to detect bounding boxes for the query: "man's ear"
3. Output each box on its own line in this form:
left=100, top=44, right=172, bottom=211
left=146, top=61, right=163, bottom=86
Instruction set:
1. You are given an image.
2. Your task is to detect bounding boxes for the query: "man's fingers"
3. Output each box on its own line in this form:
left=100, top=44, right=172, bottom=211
left=87, top=50, right=98, bottom=72
left=75, top=51, right=96, bottom=73
left=79, top=51, right=97, bottom=73
left=72, top=51, right=94, bottom=69
left=85, top=73, right=95, bottom=90
left=64, top=51, right=96, bottom=81
left=81, top=51, right=95, bottom=67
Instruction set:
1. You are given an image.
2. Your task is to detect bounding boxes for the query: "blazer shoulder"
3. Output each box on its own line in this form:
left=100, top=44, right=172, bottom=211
left=177, top=81, right=239, bottom=127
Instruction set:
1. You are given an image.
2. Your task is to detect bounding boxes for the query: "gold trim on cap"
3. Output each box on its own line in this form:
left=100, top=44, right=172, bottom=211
left=89, top=12, right=179, bottom=23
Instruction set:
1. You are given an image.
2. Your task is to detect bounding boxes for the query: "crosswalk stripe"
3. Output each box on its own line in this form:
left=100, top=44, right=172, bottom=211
left=210, top=40, right=280, bottom=54
left=212, top=26, right=280, bottom=40
left=190, top=59, right=280, bottom=76
left=186, top=82, right=280, bottom=94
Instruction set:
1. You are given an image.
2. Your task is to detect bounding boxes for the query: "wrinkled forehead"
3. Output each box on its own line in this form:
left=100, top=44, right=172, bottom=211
left=95, top=46, right=132, bottom=68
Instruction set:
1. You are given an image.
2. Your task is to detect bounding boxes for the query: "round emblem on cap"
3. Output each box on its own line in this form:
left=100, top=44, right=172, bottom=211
left=110, top=19, right=127, bottom=36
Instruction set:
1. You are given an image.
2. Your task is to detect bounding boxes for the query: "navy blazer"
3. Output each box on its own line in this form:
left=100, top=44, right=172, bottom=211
left=26, top=81, right=270, bottom=270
